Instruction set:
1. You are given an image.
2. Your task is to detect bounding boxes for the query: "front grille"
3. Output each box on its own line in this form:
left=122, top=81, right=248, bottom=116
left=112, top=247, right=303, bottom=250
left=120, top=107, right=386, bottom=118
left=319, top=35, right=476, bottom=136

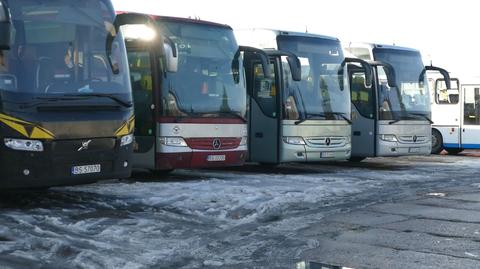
left=51, top=138, right=117, bottom=153
left=398, top=135, right=428, bottom=144
left=185, top=137, right=241, bottom=150
left=306, top=137, right=346, bottom=148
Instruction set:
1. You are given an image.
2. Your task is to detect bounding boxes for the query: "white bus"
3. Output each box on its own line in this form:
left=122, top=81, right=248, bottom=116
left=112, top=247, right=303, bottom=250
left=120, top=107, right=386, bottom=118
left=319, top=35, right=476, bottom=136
left=430, top=77, right=480, bottom=154
left=345, top=43, right=450, bottom=161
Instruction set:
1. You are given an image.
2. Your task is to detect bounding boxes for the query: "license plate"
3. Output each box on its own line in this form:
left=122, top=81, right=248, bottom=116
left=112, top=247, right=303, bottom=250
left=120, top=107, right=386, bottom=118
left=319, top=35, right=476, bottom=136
left=207, top=155, right=226, bottom=162
left=72, top=164, right=101, bottom=175
left=409, top=147, right=421, bottom=153
left=321, top=152, right=335, bottom=158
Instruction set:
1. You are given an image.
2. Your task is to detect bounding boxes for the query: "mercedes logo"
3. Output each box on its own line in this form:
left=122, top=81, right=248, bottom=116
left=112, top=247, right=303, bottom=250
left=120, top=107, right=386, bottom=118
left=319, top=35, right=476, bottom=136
left=212, top=138, right=221, bottom=150
left=77, top=140, right=92, bottom=152
left=413, top=135, right=418, bottom=143
left=325, top=137, right=331, bottom=146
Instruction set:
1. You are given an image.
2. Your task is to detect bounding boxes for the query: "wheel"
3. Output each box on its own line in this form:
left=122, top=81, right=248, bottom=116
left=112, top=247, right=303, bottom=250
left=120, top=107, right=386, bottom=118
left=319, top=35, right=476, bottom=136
left=431, top=129, right=443, bottom=154
left=444, top=148, right=463, bottom=155
left=348, top=157, right=366, bottom=162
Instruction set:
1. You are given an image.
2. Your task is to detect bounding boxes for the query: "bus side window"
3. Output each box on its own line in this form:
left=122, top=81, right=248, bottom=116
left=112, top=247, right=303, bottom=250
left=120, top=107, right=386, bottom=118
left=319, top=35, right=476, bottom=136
left=464, top=87, right=480, bottom=125
left=435, top=79, right=459, bottom=105
left=350, top=71, right=374, bottom=119
left=252, top=62, right=277, bottom=118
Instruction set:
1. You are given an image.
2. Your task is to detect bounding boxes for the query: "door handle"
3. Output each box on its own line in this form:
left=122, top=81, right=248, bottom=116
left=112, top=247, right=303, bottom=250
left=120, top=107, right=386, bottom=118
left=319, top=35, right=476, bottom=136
left=255, top=132, right=263, bottom=138
left=353, top=131, right=361, bottom=136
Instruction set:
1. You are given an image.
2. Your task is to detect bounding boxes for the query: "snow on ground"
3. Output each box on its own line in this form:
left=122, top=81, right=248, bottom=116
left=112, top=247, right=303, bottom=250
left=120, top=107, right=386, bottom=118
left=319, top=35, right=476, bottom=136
left=0, top=154, right=478, bottom=268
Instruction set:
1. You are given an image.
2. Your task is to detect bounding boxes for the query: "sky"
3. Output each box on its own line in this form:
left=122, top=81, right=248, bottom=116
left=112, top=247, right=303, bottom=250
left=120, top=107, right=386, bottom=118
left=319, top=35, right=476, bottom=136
left=112, top=0, right=480, bottom=82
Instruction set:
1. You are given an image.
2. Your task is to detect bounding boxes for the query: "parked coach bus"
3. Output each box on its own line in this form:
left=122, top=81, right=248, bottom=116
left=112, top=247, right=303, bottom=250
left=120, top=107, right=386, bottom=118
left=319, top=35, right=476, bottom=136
left=236, top=29, right=372, bottom=164
left=345, top=43, right=450, bottom=161
left=430, top=77, right=480, bottom=154
left=0, top=0, right=146, bottom=188
left=122, top=15, right=269, bottom=172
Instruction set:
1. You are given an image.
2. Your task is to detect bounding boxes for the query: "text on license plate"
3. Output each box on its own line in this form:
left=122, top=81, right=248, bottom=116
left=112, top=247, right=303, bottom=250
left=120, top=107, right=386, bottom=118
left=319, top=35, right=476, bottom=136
left=72, top=164, right=101, bottom=175
left=409, top=147, right=421, bottom=153
left=321, top=152, right=335, bottom=158
left=207, top=155, right=226, bottom=162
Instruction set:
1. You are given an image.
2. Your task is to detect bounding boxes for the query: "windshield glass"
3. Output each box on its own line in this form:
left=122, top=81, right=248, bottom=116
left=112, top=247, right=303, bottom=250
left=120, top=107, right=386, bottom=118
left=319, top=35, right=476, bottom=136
left=157, top=20, right=246, bottom=118
left=373, top=48, right=430, bottom=120
left=0, top=0, right=131, bottom=107
left=277, top=36, right=349, bottom=121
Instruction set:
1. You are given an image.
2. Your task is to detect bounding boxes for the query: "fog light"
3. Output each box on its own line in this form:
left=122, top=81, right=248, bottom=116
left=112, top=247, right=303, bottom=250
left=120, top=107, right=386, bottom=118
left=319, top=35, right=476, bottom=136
left=23, top=169, right=30, bottom=176
left=123, top=161, right=128, bottom=168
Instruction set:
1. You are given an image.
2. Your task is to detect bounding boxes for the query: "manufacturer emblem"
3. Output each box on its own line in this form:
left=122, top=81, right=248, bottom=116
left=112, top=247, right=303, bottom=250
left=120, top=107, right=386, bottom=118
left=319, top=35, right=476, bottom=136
left=325, top=137, right=331, bottom=146
left=413, top=135, right=418, bottom=143
left=77, top=140, right=92, bottom=152
left=212, top=138, right=221, bottom=150
left=173, top=126, right=180, bottom=134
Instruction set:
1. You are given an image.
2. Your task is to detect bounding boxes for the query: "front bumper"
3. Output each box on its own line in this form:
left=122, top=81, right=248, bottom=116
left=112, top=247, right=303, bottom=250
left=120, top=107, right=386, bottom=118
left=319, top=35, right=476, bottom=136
left=0, top=140, right=133, bottom=189
left=280, top=142, right=351, bottom=163
left=155, top=150, right=247, bottom=170
left=377, top=140, right=431, bottom=156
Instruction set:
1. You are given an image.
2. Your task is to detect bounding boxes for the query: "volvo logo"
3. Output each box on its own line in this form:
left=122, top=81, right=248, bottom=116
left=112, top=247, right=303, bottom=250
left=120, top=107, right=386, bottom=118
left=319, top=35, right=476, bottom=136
left=325, top=137, right=331, bottom=146
left=413, top=135, right=418, bottom=143
left=77, top=140, right=92, bottom=152
left=212, top=138, right=221, bottom=150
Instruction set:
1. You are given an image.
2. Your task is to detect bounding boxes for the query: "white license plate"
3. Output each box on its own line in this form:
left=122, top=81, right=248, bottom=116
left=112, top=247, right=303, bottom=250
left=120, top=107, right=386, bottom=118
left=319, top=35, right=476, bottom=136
left=207, top=155, right=226, bottom=162
left=72, top=164, right=101, bottom=175
left=409, top=147, right=421, bottom=153
left=321, top=152, right=335, bottom=158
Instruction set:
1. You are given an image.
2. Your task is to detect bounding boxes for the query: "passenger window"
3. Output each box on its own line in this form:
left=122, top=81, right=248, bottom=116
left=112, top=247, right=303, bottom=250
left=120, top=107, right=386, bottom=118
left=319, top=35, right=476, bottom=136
left=463, top=87, right=480, bottom=125
left=435, top=79, right=459, bottom=104
left=128, top=51, right=154, bottom=136
left=350, top=71, right=374, bottom=119
left=253, top=62, right=277, bottom=118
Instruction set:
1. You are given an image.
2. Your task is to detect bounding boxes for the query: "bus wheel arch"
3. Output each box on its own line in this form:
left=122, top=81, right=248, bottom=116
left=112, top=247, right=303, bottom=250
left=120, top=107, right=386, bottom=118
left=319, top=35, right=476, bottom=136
left=431, top=128, right=444, bottom=154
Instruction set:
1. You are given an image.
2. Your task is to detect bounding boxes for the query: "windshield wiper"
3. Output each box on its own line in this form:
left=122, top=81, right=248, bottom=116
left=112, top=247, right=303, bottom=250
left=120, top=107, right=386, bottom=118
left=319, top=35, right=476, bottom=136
left=295, top=112, right=351, bottom=125
left=330, top=112, right=352, bottom=124
left=63, top=93, right=133, bottom=108
left=193, top=111, right=247, bottom=122
left=389, top=113, right=433, bottom=124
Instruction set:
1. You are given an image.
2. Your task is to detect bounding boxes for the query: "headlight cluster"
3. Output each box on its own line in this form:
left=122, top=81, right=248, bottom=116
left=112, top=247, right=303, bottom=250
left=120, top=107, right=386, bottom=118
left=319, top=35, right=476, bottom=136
left=159, top=137, right=188, bottom=147
left=282, top=136, right=306, bottom=145
left=239, top=136, right=248, bottom=146
left=380, top=134, right=398, bottom=142
left=4, top=138, right=44, bottom=152
left=120, top=134, right=134, bottom=147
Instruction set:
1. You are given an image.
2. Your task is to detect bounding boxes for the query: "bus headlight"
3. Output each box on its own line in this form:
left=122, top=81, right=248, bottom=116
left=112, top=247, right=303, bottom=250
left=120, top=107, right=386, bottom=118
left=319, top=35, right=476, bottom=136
left=283, top=136, right=306, bottom=145
left=380, top=134, right=398, bottom=142
left=159, top=137, right=188, bottom=147
left=240, top=136, right=248, bottom=146
left=120, top=134, right=134, bottom=147
left=4, top=138, right=44, bottom=152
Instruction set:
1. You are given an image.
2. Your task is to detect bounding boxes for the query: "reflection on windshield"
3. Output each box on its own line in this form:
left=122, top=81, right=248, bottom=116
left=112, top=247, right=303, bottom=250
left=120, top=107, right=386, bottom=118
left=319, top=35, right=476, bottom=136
left=0, top=0, right=131, bottom=103
left=277, top=36, right=350, bottom=121
left=374, top=48, right=430, bottom=120
left=157, top=20, right=246, bottom=119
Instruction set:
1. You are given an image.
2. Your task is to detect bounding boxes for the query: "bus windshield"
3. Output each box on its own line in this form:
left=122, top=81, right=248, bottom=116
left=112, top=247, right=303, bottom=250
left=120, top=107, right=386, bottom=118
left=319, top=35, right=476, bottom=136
left=0, top=0, right=131, bottom=108
left=373, top=48, right=430, bottom=120
left=157, top=20, right=246, bottom=119
left=277, top=36, right=350, bottom=121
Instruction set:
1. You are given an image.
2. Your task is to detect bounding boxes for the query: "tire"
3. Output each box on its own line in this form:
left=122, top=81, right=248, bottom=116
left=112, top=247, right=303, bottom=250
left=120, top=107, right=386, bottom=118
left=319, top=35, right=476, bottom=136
left=348, top=157, right=366, bottom=162
left=431, top=129, right=443, bottom=154
left=444, top=148, right=463, bottom=155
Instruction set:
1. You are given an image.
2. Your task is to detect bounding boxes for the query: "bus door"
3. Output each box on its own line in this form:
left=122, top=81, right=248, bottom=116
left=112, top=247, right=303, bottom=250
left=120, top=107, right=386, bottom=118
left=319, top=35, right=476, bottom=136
left=432, top=78, right=461, bottom=149
left=245, top=55, right=280, bottom=163
left=349, top=68, right=376, bottom=157
left=461, top=85, right=480, bottom=149
left=128, top=49, right=157, bottom=168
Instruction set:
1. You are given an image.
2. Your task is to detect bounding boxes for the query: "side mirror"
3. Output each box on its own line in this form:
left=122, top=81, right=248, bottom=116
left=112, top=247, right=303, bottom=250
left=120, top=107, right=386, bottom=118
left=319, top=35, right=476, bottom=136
left=267, top=50, right=301, bottom=81
left=107, top=12, right=156, bottom=74
left=0, top=1, right=11, bottom=50
left=163, top=37, right=178, bottom=73
left=344, top=57, right=373, bottom=89
left=424, top=65, right=451, bottom=89
left=369, top=61, right=397, bottom=88
left=232, top=46, right=271, bottom=84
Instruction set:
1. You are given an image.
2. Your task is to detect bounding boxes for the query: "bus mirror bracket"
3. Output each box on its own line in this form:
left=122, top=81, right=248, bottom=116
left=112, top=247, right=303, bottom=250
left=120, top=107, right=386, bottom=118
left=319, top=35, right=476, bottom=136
left=107, top=12, right=156, bottom=74
left=163, top=37, right=178, bottom=73
left=239, top=46, right=272, bottom=80
left=344, top=57, right=373, bottom=89
left=266, top=50, right=301, bottom=81
left=0, top=0, right=11, bottom=50
left=424, top=66, right=451, bottom=89
left=369, top=61, right=397, bottom=88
